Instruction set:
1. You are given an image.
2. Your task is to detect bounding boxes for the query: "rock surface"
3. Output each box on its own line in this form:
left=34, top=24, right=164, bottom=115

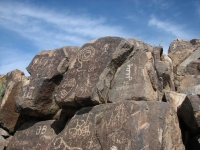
left=56, top=37, right=133, bottom=109
left=27, top=46, right=79, bottom=79
left=0, top=69, right=28, bottom=133
left=49, top=101, right=184, bottom=150
left=7, top=120, right=65, bottom=150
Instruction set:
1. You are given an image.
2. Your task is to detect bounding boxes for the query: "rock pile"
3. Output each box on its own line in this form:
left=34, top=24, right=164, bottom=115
left=0, top=37, right=200, bottom=150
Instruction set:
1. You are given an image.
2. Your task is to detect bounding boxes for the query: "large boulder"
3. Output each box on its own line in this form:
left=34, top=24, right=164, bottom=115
left=168, top=38, right=200, bottom=76
left=7, top=120, right=65, bottom=150
left=15, top=76, right=62, bottom=117
left=0, top=69, right=28, bottom=133
left=49, top=101, right=184, bottom=150
left=27, top=46, right=79, bottom=79
left=56, top=37, right=133, bottom=109
left=109, top=47, right=159, bottom=102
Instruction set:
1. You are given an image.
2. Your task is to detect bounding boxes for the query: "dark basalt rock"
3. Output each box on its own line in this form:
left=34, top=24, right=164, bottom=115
left=49, top=101, right=184, bottom=150
left=27, top=46, right=79, bottom=79
left=56, top=37, right=133, bottom=109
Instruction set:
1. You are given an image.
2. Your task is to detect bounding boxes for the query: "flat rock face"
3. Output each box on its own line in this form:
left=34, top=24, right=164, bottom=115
left=49, top=101, right=184, bottom=150
left=7, top=120, right=64, bottom=150
left=27, top=46, right=79, bottom=79
left=56, top=37, right=133, bottom=108
left=0, top=69, right=27, bottom=133
left=15, top=76, right=62, bottom=117
left=109, top=49, right=158, bottom=102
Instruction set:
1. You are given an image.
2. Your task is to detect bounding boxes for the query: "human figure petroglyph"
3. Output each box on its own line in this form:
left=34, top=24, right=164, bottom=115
left=79, top=74, right=93, bottom=96
left=77, top=46, right=95, bottom=72
left=95, top=43, right=109, bottom=62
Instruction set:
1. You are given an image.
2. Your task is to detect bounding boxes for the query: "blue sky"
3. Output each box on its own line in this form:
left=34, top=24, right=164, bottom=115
left=0, top=0, right=199, bottom=75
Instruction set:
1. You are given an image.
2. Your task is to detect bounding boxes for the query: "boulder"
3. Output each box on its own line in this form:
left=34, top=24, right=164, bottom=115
left=27, top=46, right=79, bottom=79
left=49, top=101, right=184, bottom=150
left=56, top=37, right=133, bottom=109
left=15, top=76, right=62, bottom=117
left=109, top=47, right=159, bottom=102
left=175, top=75, right=200, bottom=94
left=0, top=69, right=28, bottom=133
left=7, top=120, right=65, bottom=150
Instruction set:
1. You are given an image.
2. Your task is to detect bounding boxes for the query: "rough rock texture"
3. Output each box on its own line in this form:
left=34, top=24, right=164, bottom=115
left=187, top=94, right=200, bottom=127
left=49, top=101, right=184, bottom=150
left=7, top=120, right=65, bottom=150
left=0, top=69, right=28, bottom=133
left=0, top=135, right=6, bottom=150
left=109, top=47, right=159, bottom=102
left=27, top=46, right=79, bottom=79
left=15, top=76, right=62, bottom=117
left=164, top=91, right=186, bottom=112
left=56, top=37, right=133, bottom=109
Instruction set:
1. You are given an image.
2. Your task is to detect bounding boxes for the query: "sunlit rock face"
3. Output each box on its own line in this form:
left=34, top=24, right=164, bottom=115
left=2, top=37, right=200, bottom=150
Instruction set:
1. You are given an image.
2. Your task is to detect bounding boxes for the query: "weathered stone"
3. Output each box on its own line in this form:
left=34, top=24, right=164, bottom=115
left=0, top=69, right=28, bottom=133
left=153, top=46, right=163, bottom=61
left=177, top=96, right=199, bottom=134
left=56, top=37, right=133, bottom=109
left=0, top=135, right=5, bottom=150
left=49, top=101, right=184, bottom=150
left=176, top=47, right=200, bottom=76
left=164, top=91, right=186, bottom=112
left=109, top=49, right=158, bottom=102
left=127, top=38, right=153, bottom=52
left=7, top=120, right=65, bottom=150
left=187, top=94, right=200, bottom=127
left=168, top=39, right=198, bottom=67
left=175, top=75, right=200, bottom=93
left=0, top=128, right=10, bottom=138
left=0, top=74, right=6, bottom=102
left=27, top=46, right=79, bottom=79
left=181, top=85, right=200, bottom=95
left=15, top=75, right=62, bottom=117
left=161, top=54, right=175, bottom=91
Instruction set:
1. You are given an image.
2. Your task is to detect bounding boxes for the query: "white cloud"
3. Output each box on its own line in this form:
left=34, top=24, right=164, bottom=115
left=0, top=2, right=130, bottom=50
left=148, top=16, right=192, bottom=39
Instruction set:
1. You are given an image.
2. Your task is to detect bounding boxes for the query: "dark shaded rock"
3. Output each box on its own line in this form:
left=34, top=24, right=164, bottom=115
left=187, top=94, right=200, bottom=127
left=49, top=101, right=184, bottom=150
left=109, top=48, right=158, bottom=102
left=153, top=46, right=163, bottom=61
left=177, top=96, right=199, bottom=134
left=188, top=134, right=200, bottom=150
left=0, top=69, right=28, bottom=133
left=27, top=46, right=79, bottom=79
left=7, top=120, right=65, bottom=150
left=56, top=37, right=133, bottom=109
left=15, top=75, right=63, bottom=117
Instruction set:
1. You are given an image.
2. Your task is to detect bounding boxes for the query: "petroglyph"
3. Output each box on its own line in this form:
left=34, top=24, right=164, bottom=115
left=77, top=46, right=95, bottom=72
left=126, top=64, right=133, bottom=81
left=36, top=125, right=47, bottom=135
left=69, top=119, right=92, bottom=138
left=53, top=137, right=82, bottom=150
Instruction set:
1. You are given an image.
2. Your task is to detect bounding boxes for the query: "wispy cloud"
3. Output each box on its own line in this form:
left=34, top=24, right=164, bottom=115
left=0, top=2, right=130, bottom=50
left=148, top=16, right=192, bottom=39
left=0, top=1, right=131, bottom=75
